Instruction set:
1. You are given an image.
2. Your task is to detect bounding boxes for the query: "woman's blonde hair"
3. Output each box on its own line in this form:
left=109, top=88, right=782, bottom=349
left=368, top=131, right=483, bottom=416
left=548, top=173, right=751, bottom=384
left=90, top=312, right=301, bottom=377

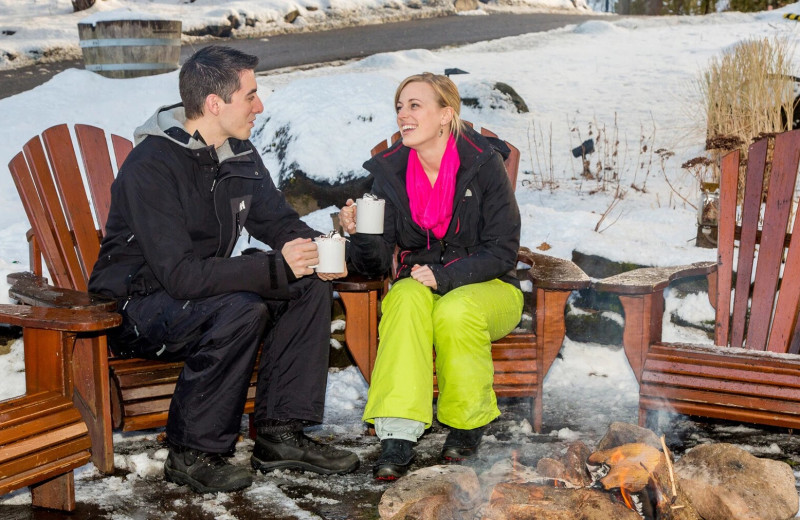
left=394, top=72, right=465, bottom=140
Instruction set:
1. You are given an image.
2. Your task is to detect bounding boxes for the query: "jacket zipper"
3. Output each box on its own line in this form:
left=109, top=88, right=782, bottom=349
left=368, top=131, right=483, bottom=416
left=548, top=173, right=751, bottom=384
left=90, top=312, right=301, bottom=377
left=211, top=170, right=260, bottom=257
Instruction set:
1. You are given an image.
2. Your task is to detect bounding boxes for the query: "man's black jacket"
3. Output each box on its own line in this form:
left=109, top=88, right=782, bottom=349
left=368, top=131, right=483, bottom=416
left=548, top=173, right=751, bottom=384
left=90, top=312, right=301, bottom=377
left=89, top=104, right=317, bottom=301
left=348, top=126, right=521, bottom=295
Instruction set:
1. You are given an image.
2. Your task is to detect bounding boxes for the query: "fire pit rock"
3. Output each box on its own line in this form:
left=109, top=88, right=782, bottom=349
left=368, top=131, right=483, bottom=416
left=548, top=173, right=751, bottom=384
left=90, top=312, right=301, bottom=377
left=378, top=464, right=481, bottom=519
left=535, top=440, right=593, bottom=487
left=674, top=443, right=799, bottom=520
left=595, top=421, right=664, bottom=451
left=483, top=483, right=642, bottom=519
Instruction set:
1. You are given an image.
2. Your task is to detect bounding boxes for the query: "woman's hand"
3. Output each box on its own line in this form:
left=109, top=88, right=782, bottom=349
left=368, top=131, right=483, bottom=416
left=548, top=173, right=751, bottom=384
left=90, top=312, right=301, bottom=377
left=339, top=199, right=357, bottom=235
left=411, top=264, right=437, bottom=290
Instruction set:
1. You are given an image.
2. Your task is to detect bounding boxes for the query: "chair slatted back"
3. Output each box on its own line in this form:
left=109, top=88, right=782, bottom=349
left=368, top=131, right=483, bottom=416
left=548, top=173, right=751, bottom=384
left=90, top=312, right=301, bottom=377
left=75, top=124, right=130, bottom=232
left=716, top=129, right=800, bottom=352
left=8, top=124, right=131, bottom=292
left=369, top=123, right=521, bottom=192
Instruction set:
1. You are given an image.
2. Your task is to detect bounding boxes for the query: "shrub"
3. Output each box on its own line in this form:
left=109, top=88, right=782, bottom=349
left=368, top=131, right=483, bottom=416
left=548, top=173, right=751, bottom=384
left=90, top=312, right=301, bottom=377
left=695, top=36, right=795, bottom=187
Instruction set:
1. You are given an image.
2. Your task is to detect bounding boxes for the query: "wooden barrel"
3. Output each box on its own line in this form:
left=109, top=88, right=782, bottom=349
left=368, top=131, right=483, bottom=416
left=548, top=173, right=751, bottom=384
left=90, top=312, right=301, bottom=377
left=77, top=19, right=181, bottom=79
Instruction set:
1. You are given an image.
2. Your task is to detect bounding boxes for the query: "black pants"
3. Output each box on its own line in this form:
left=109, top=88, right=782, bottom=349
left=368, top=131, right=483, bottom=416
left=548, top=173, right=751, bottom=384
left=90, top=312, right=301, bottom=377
left=109, top=277, right=331, bottom=453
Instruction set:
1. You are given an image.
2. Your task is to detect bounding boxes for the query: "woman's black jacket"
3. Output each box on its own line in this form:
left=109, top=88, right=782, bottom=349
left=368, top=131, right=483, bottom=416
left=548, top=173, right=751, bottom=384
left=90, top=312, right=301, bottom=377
left=348, top=126, right=521, bottom=295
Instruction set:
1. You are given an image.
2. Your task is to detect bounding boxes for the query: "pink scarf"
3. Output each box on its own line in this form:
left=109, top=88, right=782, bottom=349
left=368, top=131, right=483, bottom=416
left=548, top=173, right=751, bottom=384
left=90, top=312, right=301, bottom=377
left=406, top=135, right=460, bottom=241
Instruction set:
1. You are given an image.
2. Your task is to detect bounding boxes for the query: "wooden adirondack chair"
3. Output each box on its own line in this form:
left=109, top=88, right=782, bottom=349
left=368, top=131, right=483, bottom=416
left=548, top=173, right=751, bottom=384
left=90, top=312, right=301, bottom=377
left=333, top=124, right=591, bottom=432
left=0, top=305, right=119, bottom=511
left=595, top=129, right=800, bottom=429
left=6, top=124, right=259, bottom=475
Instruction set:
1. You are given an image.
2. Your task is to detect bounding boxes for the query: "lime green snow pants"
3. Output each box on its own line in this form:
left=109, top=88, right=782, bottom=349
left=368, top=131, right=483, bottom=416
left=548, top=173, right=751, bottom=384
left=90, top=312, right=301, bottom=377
left=363, top=277, right=524, bottom=430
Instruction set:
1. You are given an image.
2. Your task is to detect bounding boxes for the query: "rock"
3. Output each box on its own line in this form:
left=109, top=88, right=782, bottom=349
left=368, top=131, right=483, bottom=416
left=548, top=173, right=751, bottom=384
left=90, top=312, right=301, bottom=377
left=284, top=9, right=301, bottom=23
left=482, top=484, right=641, bottom=520
left=534, top=442, right=592, bottom=488
left=535, top=457, right=567, bottom=480
left=561, top=441, right=593, bottom=486
left=454, top=0, right=479, bottom=11
left=595, top=421, right=663, bottom=451
left=479, top=459, right=545, bottom=500
left=185, top=23, right=233, bottom=37
left=675, top=443, right=799, bottom=520
left=379, top=465, right=481, bottom=519
left=493, top=82, right=528, bottom=113
left=460, top=82, right=529, bottom=114
left=388, top=494, right=464, bottom=520
left=564, top=303, right=623, bottom=345
left=571, top=251, right=646, bottom=279
left=280, top=169, right=373, bottom=217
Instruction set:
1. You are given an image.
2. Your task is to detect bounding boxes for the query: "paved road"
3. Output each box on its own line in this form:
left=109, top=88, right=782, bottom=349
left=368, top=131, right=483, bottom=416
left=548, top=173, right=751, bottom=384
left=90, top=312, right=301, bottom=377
left=1, top=11, right=608, bottom=100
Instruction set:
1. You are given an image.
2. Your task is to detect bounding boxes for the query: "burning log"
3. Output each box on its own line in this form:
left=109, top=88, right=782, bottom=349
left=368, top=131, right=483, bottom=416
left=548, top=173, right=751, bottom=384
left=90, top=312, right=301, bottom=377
left=587, top=443, right=663, bottom=493
left=586, top=443, right=700, bottom=520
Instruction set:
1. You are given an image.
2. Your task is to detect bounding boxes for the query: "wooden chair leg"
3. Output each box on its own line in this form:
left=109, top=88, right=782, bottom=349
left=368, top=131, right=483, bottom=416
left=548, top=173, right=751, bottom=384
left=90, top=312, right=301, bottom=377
left=534, top=289, right=571, bottom=434
left=71, top=336, right=114, bottom=474
left=617, top=293, right=663, bottom=383
left=30, top=472, right=76, bottom=512
left=339, top=289, right=380, bottom=384
left=532, top=395, right=542, bottom=433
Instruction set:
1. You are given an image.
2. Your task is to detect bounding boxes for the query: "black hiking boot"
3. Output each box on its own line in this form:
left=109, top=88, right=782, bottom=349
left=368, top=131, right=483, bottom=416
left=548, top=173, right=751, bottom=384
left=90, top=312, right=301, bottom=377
left=373, top=439, right=415, bottom=481
left=251, top=431, right=359, bottom=475
left=164, top=447, right=252, bottom=493
left=440, top=426, right=485, bottom=462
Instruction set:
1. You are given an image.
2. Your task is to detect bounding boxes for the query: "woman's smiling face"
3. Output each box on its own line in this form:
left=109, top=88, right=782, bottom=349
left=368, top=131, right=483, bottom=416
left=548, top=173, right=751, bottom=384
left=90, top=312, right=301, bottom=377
left=395, top=81, right=449, bottom=150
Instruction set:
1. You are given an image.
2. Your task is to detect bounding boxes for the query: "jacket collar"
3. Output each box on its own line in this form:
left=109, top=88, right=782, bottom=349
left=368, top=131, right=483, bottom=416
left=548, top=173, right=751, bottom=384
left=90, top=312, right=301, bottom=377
left=363, top=125, right=502, bottom=203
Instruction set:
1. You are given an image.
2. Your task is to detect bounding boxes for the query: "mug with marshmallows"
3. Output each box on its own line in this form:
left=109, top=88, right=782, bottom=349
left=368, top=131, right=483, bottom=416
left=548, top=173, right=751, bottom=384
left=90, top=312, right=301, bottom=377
left=311, top=232, right=347, bottom=273
left=354, top=194, right=385, bottom=234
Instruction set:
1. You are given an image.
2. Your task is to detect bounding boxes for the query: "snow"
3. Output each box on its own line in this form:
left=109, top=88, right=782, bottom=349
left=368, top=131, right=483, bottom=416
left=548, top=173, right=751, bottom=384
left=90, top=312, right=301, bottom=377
left=0, top=0, right=591, bottom=71
left=78, top=8, right=182, bottom=25
left=2, top=0, right=800, bottom=517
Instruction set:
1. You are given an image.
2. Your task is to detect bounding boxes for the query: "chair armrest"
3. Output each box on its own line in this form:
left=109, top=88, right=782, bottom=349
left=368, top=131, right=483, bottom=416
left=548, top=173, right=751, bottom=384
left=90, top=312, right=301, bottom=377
left=0, top=304, right=120, bottom=331
left=331, top=272, right=386, bottom=292
left=7, top=271, right=117, bottom=311
left=593, top=261, right=717, bottom=295
left=522, top=247, right=591, bottom=291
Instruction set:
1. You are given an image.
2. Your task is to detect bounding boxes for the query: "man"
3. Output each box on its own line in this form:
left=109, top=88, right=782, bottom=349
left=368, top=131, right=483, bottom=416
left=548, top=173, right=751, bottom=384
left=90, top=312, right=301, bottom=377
left=89, top=45, right=358, bottom=494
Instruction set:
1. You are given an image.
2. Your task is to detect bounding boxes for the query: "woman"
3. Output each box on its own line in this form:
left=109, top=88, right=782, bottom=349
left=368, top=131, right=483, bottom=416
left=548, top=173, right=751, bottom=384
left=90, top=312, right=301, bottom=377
left=340, top=72, right=523, bottom=480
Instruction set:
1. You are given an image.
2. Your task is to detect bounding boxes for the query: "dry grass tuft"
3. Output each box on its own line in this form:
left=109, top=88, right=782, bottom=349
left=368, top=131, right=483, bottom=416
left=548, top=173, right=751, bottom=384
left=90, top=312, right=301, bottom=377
left=696, top=36, right=795, bottom=187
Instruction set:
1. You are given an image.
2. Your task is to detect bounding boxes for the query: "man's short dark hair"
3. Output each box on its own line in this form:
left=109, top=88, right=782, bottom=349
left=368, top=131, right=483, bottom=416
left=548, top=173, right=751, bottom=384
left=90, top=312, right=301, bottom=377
left=179, top=46, right=259, bottom=120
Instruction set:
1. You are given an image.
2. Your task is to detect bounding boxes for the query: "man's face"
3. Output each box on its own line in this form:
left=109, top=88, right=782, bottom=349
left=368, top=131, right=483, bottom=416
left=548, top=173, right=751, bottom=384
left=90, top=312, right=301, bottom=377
left=217, top=69, right=264, bottom=141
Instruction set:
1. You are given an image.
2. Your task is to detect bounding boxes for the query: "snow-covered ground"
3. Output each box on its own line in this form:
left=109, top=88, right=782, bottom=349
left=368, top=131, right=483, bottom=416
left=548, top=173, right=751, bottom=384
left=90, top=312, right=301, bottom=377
left=2, top=0, right=800, bottom=517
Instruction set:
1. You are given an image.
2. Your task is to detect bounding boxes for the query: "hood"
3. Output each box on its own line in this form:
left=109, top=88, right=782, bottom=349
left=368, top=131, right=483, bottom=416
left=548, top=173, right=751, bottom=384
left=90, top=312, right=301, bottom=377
left=133, top=103, right=244, bottom=162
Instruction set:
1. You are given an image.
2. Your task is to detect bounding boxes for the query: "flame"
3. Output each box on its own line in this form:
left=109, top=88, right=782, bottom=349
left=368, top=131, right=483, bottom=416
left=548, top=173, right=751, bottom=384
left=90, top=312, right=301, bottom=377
left=620, top=484, right=635, bottom=510
left=607, top=451, right=638, bottom=513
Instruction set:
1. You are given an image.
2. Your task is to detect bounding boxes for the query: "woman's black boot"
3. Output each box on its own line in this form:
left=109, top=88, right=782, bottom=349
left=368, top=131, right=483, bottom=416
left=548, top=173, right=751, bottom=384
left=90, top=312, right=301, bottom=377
left=373, top=439, right=415, bottom=480
left=440, top=426, right=485, bottom=462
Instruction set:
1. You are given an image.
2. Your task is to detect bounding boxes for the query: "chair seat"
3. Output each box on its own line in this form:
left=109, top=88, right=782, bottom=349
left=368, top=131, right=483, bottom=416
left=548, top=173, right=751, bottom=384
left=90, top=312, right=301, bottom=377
left=640, top=343, right=800, bottom=429
left=0, top=391, right=91, bottom=495
left=109, top=357, right=258, bottom=431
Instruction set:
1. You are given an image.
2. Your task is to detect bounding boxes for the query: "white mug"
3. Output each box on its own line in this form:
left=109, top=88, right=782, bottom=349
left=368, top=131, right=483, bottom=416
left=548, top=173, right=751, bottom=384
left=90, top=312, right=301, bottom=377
left=311, top=232, right=346, bottom=273
left=355, top=194, right=385, bottom=234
